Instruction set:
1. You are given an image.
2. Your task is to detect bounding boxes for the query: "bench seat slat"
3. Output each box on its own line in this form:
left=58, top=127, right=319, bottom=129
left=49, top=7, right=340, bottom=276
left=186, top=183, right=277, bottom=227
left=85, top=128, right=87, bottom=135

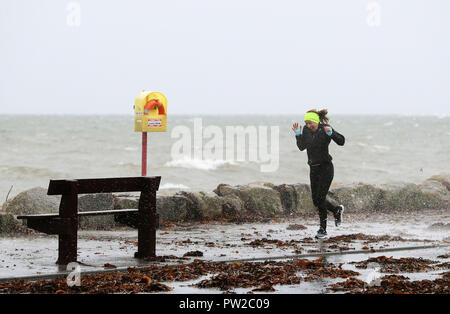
left=17, top=213, right=59, bottom=219
left=78, top=209, right=138, bottom=216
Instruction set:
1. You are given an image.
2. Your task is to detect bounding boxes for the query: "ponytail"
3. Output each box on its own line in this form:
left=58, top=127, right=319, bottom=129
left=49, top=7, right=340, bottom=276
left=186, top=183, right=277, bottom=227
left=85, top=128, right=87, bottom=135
left=307, top=109, right=329, bottom=124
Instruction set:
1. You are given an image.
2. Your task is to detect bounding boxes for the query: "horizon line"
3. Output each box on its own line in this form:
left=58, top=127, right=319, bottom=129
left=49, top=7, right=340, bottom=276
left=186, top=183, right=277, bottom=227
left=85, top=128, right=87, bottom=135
left=0, top=112, right=448, bottom=117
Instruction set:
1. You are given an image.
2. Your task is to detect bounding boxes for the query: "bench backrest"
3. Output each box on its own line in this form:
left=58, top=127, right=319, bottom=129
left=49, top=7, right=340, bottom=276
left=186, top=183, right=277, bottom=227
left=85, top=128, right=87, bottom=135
left=47, top=176, right=161, bottom=195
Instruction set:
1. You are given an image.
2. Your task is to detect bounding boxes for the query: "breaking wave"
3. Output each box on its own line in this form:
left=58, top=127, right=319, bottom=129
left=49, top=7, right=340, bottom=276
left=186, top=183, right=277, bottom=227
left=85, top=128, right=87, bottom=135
left=163, top=157, right=238, bottom=171
left=159, top=183, right=190, bottom=190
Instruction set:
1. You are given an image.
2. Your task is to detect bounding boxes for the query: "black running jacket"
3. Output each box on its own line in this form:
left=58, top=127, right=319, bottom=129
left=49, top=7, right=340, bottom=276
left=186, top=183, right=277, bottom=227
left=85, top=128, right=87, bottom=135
left=295, top=123, right=345, bottom=165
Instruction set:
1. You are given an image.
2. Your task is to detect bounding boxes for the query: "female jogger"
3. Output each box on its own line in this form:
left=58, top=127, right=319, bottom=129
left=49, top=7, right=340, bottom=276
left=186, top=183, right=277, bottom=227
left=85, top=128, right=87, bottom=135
left=292, top=109, right=345, bottom=239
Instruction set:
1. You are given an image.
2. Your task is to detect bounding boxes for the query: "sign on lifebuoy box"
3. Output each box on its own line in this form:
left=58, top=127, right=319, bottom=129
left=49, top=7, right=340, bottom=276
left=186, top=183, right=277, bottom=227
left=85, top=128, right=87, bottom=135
left=134, top=91, right=167, bottom=132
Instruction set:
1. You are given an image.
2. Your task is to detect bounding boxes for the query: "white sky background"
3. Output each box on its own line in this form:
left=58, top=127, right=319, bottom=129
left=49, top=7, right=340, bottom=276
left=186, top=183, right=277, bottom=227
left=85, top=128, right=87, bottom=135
left=0, top=0, right=449, bottom=115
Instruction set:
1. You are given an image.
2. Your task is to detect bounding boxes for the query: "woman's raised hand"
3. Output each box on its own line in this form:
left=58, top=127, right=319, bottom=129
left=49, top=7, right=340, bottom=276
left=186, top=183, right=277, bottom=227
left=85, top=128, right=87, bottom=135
left=292, top=122, right=301, bottom=132
left=292, top=122, right=302, bottom=135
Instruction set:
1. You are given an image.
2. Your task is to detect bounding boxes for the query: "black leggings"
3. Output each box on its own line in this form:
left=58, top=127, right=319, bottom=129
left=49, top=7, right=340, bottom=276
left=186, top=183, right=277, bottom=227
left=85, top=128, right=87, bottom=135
left=309, top=162, right=339, bottom=231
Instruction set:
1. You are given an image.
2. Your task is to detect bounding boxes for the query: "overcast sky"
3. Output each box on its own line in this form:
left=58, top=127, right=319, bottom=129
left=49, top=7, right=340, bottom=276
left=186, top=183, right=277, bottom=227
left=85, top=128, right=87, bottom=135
left=1, top=0, right=449, bottom=115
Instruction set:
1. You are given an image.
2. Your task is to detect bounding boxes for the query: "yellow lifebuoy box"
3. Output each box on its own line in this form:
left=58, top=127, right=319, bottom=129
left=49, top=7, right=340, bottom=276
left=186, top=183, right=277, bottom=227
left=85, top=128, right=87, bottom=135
left=134, top=91, right=167, bottom=132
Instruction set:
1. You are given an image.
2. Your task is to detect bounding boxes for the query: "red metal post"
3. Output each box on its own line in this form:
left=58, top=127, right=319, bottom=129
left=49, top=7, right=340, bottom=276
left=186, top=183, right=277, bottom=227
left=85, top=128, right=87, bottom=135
left=142, top=132, right=147, bottom=176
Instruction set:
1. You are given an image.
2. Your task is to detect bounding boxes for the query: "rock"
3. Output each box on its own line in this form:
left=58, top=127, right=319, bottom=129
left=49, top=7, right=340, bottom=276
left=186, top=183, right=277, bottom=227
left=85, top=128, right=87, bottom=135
left=114, top=193, right=195, bottom=223
left=0, top=212, right=22, bottom=233
left=272, top=183, right=315, bottom=214
left=215, top=183, right=289, bottom=217
left=213, top=184, right=241, bottom=198
left=113, top=196, right=139, bottom=210
left=248, top=181, right=276, bottom=189
left=420, top=177, right=450, bottom=203
left=3, top=187, right=60, bottom=216
left=330, top=178, right=449, bottom=212
left=157, top=195, right=189, bottom=222
left=174, top=192, right=202, bottom=220
left=291, top=183, right=316, bottom=213
left=427, top=173, right=450, bottom=191
left=196, top=192, right=223, bottom=219
left=329, top=183, right=385, bottom=212
left=78, top=193, right=115, bottom=211
left=376, top=183, right=445, bottom=211
left=106, top=193, right=192, bottom=223
left=273, top=184, right=298, bottom=214
left=243, top=185, right=283, bottom=217
left=77, top=193, right=116, bottom=230
left=111, top=196, right=140, bottom=227
left=175, top=191, right=223, bottom=220
left=221, top=194, right=245, bottom=216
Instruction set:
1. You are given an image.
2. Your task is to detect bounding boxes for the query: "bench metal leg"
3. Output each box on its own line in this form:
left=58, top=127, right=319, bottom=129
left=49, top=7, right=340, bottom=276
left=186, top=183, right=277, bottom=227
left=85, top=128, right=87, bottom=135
left=135, top=187, right=157, bottom=259
left=58, top=229, right=77, bottom=265
left=56, top=181, right=78, bottom=265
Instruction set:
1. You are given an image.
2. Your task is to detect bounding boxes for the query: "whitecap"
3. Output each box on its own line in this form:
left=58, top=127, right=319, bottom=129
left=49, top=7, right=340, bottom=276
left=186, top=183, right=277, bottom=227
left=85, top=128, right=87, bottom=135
left=159, top=183, right=190, bottom=190
left=163, top=157, right=237, bottom=170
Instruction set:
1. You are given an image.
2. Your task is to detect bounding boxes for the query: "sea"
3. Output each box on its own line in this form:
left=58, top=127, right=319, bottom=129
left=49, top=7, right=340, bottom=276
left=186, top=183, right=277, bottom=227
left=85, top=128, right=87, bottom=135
left=1, top=114, right=449, bottom=202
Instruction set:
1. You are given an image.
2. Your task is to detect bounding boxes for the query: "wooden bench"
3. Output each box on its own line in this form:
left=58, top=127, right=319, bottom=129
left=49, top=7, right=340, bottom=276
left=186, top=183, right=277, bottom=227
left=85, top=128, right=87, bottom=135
left=17, top=176, right=161, bottom=265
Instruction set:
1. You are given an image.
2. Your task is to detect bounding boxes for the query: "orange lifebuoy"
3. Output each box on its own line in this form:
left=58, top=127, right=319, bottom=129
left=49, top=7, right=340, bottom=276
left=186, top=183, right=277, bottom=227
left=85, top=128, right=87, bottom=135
left=144, top=99, right=165, bottom=115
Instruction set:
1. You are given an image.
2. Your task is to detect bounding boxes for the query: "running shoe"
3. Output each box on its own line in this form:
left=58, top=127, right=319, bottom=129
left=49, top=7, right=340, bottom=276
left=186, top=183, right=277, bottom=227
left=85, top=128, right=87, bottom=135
left=315, top=228, right=327, bottom=239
